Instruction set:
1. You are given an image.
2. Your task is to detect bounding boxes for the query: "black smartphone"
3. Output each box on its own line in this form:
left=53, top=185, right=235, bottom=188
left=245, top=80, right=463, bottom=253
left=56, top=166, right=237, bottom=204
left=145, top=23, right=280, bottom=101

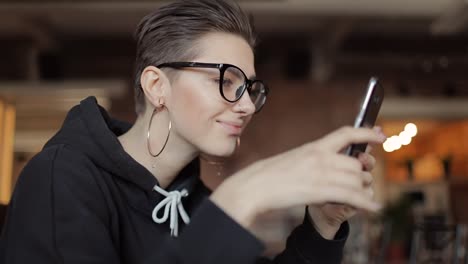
left=345, top=77, right=384, bottom=157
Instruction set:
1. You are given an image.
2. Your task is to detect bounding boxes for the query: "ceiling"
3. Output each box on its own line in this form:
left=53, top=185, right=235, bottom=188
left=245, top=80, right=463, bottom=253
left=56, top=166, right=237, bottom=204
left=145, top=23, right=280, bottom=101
left=0, top=0, right=466, bottom=36
left=2, top=0, right=468, bottom=82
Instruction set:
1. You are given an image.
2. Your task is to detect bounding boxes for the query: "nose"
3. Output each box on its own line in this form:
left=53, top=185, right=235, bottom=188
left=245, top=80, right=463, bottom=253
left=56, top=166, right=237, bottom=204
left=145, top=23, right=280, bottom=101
left=234, top=89, right=256, bottom=115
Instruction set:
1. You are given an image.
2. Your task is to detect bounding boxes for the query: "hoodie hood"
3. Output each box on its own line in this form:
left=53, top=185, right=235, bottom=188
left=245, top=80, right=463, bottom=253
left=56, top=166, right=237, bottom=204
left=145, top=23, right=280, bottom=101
left=44, top=96, right=200, bottom=194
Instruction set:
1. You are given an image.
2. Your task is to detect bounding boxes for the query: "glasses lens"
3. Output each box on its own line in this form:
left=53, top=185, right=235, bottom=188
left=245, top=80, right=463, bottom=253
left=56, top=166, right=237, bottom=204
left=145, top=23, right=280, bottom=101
left=249, top=81, right=266, bottom=111
left=221, top=66, right=246, bottom=101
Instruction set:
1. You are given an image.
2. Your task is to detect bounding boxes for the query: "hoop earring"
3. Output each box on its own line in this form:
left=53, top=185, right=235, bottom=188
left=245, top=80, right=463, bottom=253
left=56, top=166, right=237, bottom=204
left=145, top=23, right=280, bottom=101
left=147, top=107, right=171, bottom=158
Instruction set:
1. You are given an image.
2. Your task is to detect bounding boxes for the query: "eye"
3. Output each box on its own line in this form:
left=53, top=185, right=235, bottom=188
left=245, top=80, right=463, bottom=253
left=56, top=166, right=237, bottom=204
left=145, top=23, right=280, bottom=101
left=214, top=78, right=233, bottom=86
left=249, top=87, right=259, bottom=97
left=223, top=79, right=234, bottom=86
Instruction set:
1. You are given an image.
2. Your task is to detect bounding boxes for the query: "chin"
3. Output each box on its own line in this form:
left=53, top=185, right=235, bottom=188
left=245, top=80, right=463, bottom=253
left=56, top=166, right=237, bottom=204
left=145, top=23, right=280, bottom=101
left=201, top=138, right=238, bottom=158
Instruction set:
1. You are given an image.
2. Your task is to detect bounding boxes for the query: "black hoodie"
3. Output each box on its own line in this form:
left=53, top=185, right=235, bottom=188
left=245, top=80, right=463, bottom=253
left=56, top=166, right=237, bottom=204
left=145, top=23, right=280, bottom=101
left=0, top=96, right=348, bottom=263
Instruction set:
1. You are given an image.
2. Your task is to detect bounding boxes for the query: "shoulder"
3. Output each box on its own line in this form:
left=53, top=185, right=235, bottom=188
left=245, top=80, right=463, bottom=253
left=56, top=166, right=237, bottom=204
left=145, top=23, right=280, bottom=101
left=23, top=144, right=97, bottom=179
left=8, top=144, right=111, bottom=226
left=24, top=143, right=93, bottom=169
left=16, top=144, right=105, bottom=201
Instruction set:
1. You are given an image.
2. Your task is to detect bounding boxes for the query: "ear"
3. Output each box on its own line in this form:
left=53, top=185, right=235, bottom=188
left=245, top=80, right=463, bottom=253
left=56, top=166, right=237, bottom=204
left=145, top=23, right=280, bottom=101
left=140, top=66, right=170, bottom=108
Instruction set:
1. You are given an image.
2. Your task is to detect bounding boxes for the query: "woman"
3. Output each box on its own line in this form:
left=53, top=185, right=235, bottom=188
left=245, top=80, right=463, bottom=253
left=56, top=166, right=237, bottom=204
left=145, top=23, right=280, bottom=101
left=0, top=0, right=386, bottom=263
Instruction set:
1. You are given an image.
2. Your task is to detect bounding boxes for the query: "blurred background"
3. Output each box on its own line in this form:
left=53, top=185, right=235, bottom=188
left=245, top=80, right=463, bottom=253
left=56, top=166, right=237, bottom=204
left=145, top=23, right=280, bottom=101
left=1, top=0, right=468, bottom=262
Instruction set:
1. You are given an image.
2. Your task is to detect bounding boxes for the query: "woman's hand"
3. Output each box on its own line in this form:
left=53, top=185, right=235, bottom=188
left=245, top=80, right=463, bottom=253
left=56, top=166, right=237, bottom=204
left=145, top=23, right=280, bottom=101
left=307, top=143, right=378, bottom=239
left=210, top=126, right=386, bottom=235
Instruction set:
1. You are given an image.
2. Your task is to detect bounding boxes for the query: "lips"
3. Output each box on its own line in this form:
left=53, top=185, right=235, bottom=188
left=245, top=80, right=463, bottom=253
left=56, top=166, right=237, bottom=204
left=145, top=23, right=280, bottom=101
left=217, top=121, right=243, bottom=136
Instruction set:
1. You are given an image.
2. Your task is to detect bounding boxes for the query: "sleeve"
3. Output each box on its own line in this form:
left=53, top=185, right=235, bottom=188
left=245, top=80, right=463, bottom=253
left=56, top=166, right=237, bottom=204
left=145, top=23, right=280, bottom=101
left=0, top=146, right=266, bottom=264
left=255, top=208, right=349, bottom=264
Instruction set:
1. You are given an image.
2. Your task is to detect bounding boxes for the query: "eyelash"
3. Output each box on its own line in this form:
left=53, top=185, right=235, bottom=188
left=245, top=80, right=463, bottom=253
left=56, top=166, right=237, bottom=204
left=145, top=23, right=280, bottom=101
left=214, top=79, right=233, bottom=85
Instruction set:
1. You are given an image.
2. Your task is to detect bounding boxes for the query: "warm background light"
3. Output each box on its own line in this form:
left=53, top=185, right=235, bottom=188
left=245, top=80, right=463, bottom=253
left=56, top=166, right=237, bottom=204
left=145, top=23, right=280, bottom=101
left=383, top=120, right=468, bottom=183
left=399, top=131, right=412, bottom=145
left=405, top=123, right=418, bottom=137
left=383, top=123, right=418, bottom=152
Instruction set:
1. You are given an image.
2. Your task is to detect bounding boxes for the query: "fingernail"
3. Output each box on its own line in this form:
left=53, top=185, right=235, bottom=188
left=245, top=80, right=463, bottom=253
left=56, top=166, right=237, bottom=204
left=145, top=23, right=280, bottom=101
left=378, top=132, right=387, bottom=142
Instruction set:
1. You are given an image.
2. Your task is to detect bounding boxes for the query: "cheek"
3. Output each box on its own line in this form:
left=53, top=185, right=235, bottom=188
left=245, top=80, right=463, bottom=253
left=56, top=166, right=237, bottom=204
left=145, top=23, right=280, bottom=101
left=170, top=82, right=224, bottom=135
left=176, top=88, right=204, bottom=119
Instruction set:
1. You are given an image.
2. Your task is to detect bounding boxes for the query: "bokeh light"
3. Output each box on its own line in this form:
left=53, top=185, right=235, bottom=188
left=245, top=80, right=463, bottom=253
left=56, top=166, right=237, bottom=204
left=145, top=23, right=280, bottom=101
left=383, top=123, right=417, bottom=152
left=404, top=123, right=418, bottom=137
left=399, top=131, right=412, bottom=145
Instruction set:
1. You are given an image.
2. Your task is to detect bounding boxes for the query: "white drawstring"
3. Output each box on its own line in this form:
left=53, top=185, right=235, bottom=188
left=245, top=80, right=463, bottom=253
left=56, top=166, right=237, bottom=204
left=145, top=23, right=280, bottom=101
left=152, top=185, right=190, bottom=237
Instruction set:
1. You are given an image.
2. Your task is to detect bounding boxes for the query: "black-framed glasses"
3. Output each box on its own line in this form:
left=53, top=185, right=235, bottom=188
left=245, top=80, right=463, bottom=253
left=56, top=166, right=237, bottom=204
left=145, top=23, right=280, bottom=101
left=157, top=62, right=269, bottom=113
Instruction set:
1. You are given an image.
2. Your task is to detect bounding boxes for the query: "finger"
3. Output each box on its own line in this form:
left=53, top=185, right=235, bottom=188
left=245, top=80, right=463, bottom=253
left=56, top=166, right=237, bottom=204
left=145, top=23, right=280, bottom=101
left=319, top=186, right=381, bottom=212
left=311, top=155, right=370, bottom=190
left=361, top=171, right=373, bottom=187
left=326, top=153, right=363, bottom=173
left=317, top=126, right=387, bottom=153
left=363, top=186, right=375, bottom=199
left=368, top=125, right=386, bottom=153
left=373, top=126, right=384, bottom=135
left=321, top=203, right=357, bottom=217
left=323, top=170, right=364, bottom=190
left=358, top=152, right=376, bottom=172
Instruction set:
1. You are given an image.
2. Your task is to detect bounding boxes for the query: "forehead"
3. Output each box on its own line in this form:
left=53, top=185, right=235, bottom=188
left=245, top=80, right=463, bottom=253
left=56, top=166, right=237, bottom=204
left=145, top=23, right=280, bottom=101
left=193, top=32, right=256, bottom=77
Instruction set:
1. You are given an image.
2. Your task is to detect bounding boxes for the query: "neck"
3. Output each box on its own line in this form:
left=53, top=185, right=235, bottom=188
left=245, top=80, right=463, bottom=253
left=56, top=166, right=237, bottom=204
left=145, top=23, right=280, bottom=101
left=118, top=110, right=198, bottom=189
